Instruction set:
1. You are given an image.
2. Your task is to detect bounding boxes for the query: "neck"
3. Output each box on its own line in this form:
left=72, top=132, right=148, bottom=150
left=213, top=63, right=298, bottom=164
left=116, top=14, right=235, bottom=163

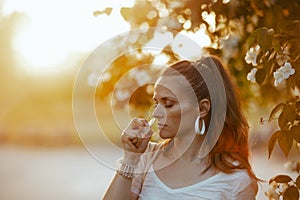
left=171, top=133, right=206, bottom=163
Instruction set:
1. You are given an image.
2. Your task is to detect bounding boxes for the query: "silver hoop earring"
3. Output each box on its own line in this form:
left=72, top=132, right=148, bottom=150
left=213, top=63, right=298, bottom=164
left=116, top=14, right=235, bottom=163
left=195, top=116, right=206, bottom=135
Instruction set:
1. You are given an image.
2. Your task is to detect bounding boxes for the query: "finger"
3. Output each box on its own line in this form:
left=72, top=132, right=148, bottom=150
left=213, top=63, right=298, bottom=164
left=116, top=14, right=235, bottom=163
left=130, top=134, right=150, bottom=149
left=132, top=118, right=148, bottom=129
left=122, top=136, right=138, bottom=150
left=121, top=133, right=135, bottom=144
left=122, top=133, right=143, bottom=150
left=131, top=119, right=142, bottom=129
left=124, top=127, right=151, bottom=143
left=122, top=134, right=138, bottom=145
left=145, top=129, right=153, bottom=138
left=131, top=137, right=138, bottom=145
left=123, top=124, right=150, bottom=139
left=140, top=126, right=152, bottom=138
left=123, top=142, right=137, bottom=152
left=136, top=130, right=152, bottom=147
left=121, top=120, right=152, bottom=149
left=122, top=129, right=140, bottom=138
left=133, top=118, right=147, bottom=126
left=138, top=136, right=151, bottom=150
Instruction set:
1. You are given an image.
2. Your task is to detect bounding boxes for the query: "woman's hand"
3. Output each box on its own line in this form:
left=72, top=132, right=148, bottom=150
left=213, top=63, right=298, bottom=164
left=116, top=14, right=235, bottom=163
left=121, top=118, right=153, bottom=164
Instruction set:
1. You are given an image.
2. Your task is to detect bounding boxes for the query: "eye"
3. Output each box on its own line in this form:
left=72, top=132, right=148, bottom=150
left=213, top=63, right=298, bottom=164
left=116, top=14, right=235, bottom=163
left=164, top=100, right=174, bottom=108
left=165, top=104, right=173, bottom=108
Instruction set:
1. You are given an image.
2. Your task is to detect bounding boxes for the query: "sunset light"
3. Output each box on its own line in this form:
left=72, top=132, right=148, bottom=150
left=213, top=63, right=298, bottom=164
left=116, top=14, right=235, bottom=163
left=1, top=1, right=299, bottom=200
left=3, top=0, right=133, bottom=74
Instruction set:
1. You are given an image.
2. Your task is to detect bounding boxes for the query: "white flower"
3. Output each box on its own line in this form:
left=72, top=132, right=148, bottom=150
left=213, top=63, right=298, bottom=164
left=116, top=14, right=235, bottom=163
left=87, top=73, right=100, bottom=87
left=115, top=89, right=130, bottom=101
left=245, top=45, right=260, bottom=66
left=136, top=70, right=151, bottom=86
left=88, top=72, right=111, bottom=87
left=129, top=69, right=151, bottom=86
left=280, top=62, right=295, bottom=78
left=265, top=181, right=280, bottom=200
left=273, top=70, right=285, bottom=86
left=278, top=183, right=289, bottom=194
left=273, top=62, right=295, bottom=86
left=247, top=68, right=257, bottom=83
left=221, top=34, right=240, bottom=60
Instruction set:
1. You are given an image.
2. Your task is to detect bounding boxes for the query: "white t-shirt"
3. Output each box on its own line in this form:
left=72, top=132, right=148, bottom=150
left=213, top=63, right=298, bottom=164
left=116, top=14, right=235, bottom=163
left=131, top=142, right=258, bottom=200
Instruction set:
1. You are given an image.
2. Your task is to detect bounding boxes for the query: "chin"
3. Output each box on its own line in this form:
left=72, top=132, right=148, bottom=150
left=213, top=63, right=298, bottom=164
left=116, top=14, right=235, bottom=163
left=159, top=130, right=175, bottom=139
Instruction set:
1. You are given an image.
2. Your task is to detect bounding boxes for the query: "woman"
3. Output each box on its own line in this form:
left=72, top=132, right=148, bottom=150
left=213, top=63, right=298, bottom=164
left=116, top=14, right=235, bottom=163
left=103, top=56, right=258, bottom=199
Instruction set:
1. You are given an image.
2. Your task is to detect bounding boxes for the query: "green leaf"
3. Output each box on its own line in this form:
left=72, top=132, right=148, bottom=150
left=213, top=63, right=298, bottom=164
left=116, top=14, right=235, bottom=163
left=272, top=36, right=282, bottom=53
left=269, top=103, right=285, bottom=122
left=257, top=28, right=274, bottom=52
left=93, top=7, right=113, bottom=16
left=291, top=125, right=300, bottom=143
left=268, top=131, right=280, bottom=159
left=287, top=73, right=298, bottom=90
left=256, top=50, right=264, bottom=66
left=203, top=47, right=222, bottom=56
left=278, top=131, right=294, bottom=157
left=283, top=186, right=299, bottom=200
left=285, top=104, right=298, bottom=123
left=270, top=174, right=292, bottom=184
left=255, top=68, right=266, bottom=85
left=247, top=28, right=262, bottom=48
left=295, top=100, right=300, bottom=110
left=296, top=175, right=300, bottom=189
left=285, top=20, right=300, bottom=38
left=120, top=7, right=132, bottom=22
left=279, top=111, right=289, bottom=130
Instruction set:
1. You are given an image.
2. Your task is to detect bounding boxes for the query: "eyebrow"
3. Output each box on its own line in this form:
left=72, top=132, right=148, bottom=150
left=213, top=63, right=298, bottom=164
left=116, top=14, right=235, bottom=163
left=153, top=96, right=178, bottom=102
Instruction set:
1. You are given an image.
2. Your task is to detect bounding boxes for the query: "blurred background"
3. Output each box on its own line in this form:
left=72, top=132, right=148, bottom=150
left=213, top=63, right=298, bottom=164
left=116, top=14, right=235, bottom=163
left=1, top=0, right=299, bottom=199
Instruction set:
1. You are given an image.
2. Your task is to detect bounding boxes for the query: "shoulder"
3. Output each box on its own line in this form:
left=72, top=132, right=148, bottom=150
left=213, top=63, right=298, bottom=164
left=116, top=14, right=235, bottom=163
left=228, top=170, right=258, bottom=199
left=207, top=170, right=257, bottom=199
left=198, top=171, right=257, bottom=199
left=210, top=170, right=255, bottom=186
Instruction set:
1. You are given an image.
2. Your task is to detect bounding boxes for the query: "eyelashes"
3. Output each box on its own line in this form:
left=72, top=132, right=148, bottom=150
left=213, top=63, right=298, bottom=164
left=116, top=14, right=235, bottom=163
left=152, top=102, right=174, bottom=108
left=152, top=98, right=176, bottom=109
left=164, top=104, right=173, bottom=108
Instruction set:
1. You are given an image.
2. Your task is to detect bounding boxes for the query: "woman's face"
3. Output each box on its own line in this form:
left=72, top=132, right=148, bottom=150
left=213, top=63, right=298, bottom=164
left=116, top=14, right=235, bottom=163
left=152, top=75, right=199, bottom=139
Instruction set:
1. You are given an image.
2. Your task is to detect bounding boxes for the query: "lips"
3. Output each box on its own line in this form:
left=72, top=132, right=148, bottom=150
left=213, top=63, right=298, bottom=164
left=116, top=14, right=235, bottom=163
left=157, top=123, right=166, bottom=130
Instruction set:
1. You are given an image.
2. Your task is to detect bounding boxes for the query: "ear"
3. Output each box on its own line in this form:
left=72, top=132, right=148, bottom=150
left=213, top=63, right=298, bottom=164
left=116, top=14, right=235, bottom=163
left=199, top=98, right=210, bottom=118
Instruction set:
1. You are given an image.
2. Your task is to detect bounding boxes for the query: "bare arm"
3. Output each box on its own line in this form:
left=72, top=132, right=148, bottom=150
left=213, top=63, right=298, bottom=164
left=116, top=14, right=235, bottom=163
left=103, top=173, right=139, bottom=200
left=103, top=118, right=152, bottom=200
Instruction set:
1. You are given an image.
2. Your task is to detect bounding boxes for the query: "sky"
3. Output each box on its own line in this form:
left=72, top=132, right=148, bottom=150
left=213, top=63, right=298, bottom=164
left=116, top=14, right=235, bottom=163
left=2, top=0, right=211, bottom=75
left=2, top=0, right=134, bottom=74
left=0, top=0, right=211, bottom=130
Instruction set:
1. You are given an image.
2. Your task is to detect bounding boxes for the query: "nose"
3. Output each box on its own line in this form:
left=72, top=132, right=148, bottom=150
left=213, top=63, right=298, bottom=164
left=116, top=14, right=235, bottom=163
left=152, top=104, right=164, bottom=119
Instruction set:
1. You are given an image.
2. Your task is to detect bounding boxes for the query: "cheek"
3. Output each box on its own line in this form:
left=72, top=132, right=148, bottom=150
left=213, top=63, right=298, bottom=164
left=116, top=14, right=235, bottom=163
left=166, top=104, right=196, bottom=126
left=174, top=105, right=197, bottom=127
left=162, top=107, right=181, bottom=131
left=166, top=106, right=181, bottom=120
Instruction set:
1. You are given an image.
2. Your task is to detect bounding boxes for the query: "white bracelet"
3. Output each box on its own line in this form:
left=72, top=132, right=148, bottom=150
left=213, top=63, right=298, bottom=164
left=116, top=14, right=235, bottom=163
left=115, top=158, right=137, bottom=179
